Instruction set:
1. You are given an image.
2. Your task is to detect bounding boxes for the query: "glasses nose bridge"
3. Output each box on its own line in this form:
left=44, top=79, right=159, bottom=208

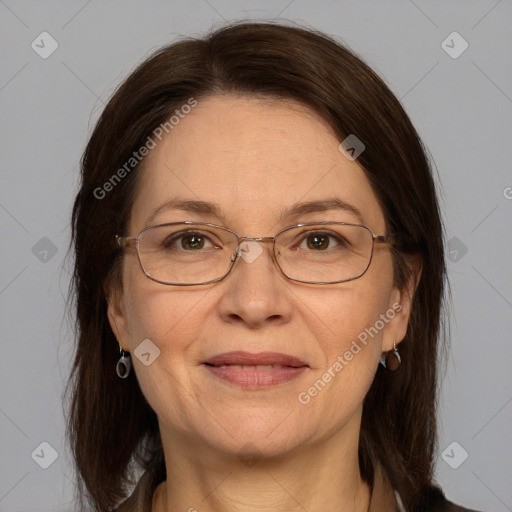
left=234, top=235, right=276, bottom=259
left=232, top=235, right=279, bottom=269
left=237, top=235, right=275, bottom=244
left=235, top=235, right=277, bottom=257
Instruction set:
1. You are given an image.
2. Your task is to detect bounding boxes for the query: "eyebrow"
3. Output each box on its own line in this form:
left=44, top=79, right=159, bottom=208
left=145, top=197, right=365, bottom=227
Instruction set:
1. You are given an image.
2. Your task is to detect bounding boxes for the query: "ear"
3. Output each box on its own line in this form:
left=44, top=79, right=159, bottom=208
left=382, top=253, right=423, bottom=352
left=107, top=281, right=131, bottom=352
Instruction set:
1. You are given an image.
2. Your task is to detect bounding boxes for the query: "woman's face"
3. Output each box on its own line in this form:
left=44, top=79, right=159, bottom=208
left=108, top=95, right=413, bottom=459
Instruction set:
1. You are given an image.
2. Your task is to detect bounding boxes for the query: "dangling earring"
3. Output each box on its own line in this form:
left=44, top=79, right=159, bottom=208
left=380, top=342, right=401, bottom=371
left=116, top=345, right=132, bottom=379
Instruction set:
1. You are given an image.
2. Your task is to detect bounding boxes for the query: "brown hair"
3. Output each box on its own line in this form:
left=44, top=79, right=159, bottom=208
left=66, top=21, right=447, bottom=511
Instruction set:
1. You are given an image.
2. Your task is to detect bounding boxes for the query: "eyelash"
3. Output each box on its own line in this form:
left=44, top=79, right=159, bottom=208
left=162, top=230, right=348, bottom=251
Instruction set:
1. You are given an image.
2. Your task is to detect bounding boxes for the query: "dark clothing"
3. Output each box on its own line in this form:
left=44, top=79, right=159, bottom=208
left=418, top=485, right=481, bottom=512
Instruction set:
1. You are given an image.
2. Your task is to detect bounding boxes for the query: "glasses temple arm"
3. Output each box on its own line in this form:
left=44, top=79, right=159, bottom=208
left=116, top=235, right=137, bottom=249
left=374, top=234, right=398, bottom=245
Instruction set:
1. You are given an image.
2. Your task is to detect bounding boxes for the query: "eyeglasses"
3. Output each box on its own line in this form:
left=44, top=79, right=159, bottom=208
left=115, top=221, right=394, bottom=286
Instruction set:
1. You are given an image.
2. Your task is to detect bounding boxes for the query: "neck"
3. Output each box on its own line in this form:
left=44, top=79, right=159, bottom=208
left=154, top=421, right=375, bottom=512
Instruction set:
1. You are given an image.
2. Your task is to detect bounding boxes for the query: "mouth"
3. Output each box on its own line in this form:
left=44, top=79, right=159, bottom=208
left=201, top=351, right=309, bottom=389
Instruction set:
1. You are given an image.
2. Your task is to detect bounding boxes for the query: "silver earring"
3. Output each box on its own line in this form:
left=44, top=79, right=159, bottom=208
left=380, top=342, right=401, bottom=371
left=116, top=347, right=132, bottom=379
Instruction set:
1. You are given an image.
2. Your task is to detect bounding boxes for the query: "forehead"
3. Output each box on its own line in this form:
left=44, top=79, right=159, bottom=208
left=129, top=95, right=385, bottom=235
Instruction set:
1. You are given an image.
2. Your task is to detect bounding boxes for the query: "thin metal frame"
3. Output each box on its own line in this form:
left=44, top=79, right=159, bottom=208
left=116, top=221, right=394, bottom=286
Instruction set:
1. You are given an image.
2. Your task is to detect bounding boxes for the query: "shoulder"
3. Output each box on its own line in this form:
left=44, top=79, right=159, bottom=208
left=419, top=485, right=483, bottom=512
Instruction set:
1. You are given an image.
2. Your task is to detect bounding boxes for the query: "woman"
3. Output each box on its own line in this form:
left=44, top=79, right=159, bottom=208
left=66, top=21, right=481, bottom=512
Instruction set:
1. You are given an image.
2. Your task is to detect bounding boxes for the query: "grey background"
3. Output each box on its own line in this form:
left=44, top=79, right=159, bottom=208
left=1, top=1, right=511, bottom=511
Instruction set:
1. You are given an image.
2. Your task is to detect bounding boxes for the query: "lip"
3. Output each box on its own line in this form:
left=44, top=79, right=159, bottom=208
left=202, top=351, right=308, bottom=367
left=202, top=351, right=309, bottom=389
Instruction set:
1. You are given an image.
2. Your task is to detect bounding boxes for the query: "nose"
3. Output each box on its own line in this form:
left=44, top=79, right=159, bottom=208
left=216, top=238, right=293, bottom=329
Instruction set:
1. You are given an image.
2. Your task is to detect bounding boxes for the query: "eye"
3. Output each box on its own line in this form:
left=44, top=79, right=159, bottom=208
left=163, top=231, right=218, bottom=251
left=298, top=231, right=347, bottom=251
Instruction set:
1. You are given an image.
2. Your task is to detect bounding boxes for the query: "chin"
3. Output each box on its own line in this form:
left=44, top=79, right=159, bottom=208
left=207, top=433, right=305, bottom=464
left=191, top=411, right=313, bottom=461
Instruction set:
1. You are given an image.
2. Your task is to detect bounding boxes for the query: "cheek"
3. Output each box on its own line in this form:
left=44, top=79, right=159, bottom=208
left=121, top=255, right=209, bottom=345
left=295, top=265, right=394, bottom=410
left=121, top=266, right=214, bottom=402
left=121, top=275, right=215, bottom=423
left=309, top=278, right=393, bottom=355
